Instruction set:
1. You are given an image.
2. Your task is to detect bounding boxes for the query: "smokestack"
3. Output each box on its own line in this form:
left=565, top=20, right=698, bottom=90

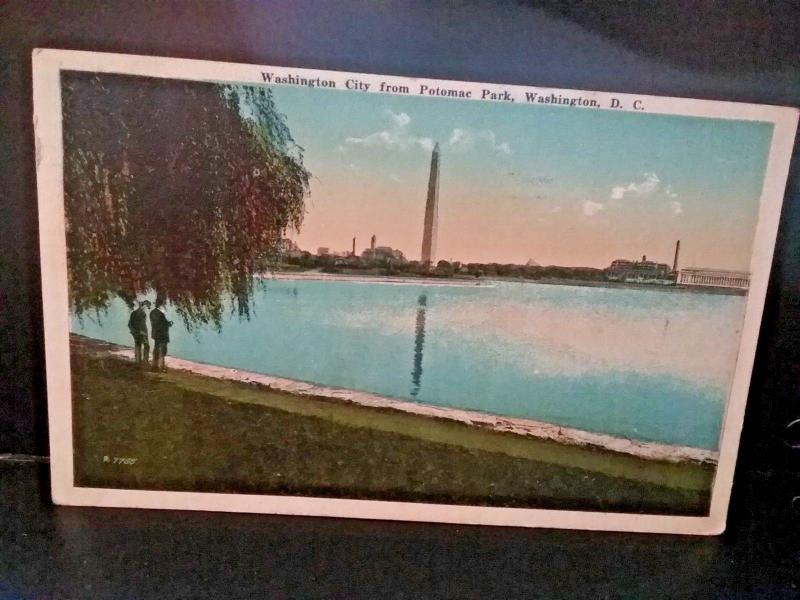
left=371, top=234, right=376, bottom=250
left=673, top=240, right=680, bottom=272
left=352, top=237, right=356, bottom=256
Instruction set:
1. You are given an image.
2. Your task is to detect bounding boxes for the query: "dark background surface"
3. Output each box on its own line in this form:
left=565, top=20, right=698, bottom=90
left=1, top=1, right=799, bottom=597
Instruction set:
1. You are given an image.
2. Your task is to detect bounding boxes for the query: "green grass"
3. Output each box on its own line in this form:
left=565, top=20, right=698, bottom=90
left=71, top=350, right=713, bottom=515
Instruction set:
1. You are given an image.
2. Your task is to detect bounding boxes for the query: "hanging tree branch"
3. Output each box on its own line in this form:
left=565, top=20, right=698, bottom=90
left=62, top=72, right=310, bottom=329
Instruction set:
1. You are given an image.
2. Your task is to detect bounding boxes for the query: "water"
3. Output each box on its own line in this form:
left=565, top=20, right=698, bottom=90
left=72, top=279, right=747, bottom=450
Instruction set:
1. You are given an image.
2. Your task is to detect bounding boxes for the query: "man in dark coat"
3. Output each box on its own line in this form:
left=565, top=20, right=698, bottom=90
left=150, top=297, right=173, bottom=372
left=128, top=300, right=151, bottom=366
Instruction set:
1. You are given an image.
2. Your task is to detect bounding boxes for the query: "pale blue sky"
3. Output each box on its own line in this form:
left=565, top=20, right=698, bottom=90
left=263, top=84, right=773, bottom=269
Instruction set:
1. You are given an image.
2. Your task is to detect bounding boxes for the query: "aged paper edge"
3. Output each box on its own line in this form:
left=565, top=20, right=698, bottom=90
left=32, top=48, right=799, bottom=535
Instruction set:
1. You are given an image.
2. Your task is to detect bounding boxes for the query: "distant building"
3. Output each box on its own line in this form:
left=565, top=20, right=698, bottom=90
left=277, top=238, right=302, bottom=259
left=606, top=255, right=672, bottom=283
left=362, top=245, right=407, bottom=265
left=334, top=254, right=361, bottom=267
left=678, top=268, right=750, bottom=290
left=525, top=259, right=540, bottom=267
left=317, top=247, right=330, bottom=256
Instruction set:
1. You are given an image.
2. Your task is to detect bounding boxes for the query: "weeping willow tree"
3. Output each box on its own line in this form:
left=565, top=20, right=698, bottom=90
left=62, top=71, right=310, bottom=328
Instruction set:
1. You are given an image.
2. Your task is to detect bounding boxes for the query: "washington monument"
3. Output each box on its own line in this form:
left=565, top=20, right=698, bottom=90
left=421, top=142, right=440, bottom=267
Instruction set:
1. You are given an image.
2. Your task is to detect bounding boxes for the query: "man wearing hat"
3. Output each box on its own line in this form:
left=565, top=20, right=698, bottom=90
left=128, top=299, right=151, bottom=366
left=150, top=297, right=174, bottom=372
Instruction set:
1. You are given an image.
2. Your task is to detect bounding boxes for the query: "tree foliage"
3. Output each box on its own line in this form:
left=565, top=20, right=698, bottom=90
left=62, top=71, right=310, bottom=328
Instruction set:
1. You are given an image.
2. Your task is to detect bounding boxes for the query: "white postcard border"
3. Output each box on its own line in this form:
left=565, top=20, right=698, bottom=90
left=33, top=49, right=799, bottom=535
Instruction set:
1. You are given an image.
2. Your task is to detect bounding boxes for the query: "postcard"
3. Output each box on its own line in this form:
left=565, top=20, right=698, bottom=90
left=33, top=49, right=798, bottom=534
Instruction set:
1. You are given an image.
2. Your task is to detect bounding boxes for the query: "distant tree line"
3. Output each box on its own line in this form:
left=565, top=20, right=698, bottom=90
left=280, top=253, right=607, bottom=281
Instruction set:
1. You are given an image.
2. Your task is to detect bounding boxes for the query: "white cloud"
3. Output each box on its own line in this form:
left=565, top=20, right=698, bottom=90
left=447, top=127, right=512, bottom=155
left=418, top=137, right=435, bottom=152
left=550, top=206, right=562, bottom=213
left=478, top=130, right=512, bottom=155
left=582, top=200, right=604, bottom=216
left=387, top=111, right=411, bottom=128
left=665, top=186, right=678, bottom=198
left=670, top=201, right=683, bottom=215
left=609, top=172, right=661, bottom=200
left=448, top=128, right=470, bottom=149
left=345, top=109, right=432, bottom=152
left=610, top=186, right=626, bottom=200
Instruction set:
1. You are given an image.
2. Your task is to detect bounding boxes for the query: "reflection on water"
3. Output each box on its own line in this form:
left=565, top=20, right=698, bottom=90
left=411, top=294, right=427, bottom=398
left=72, top=279, right=747, bottom=449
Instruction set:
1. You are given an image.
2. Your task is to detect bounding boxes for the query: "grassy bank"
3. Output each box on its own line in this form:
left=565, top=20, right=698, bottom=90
left=71, top=349, right=713, bottom=515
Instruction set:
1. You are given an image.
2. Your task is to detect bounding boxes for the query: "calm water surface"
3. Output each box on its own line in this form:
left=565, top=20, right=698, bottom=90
left=73, top=279, right=747, bottom=450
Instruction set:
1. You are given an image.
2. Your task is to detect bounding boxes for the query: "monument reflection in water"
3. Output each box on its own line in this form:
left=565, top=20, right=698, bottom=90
left=411, top=293, right=427, bottom=398
left=72, top=278, right=743, bottom=451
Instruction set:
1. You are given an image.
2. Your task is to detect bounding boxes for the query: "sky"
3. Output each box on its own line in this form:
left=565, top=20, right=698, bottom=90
left=264, top=84, right=773, bottom=270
